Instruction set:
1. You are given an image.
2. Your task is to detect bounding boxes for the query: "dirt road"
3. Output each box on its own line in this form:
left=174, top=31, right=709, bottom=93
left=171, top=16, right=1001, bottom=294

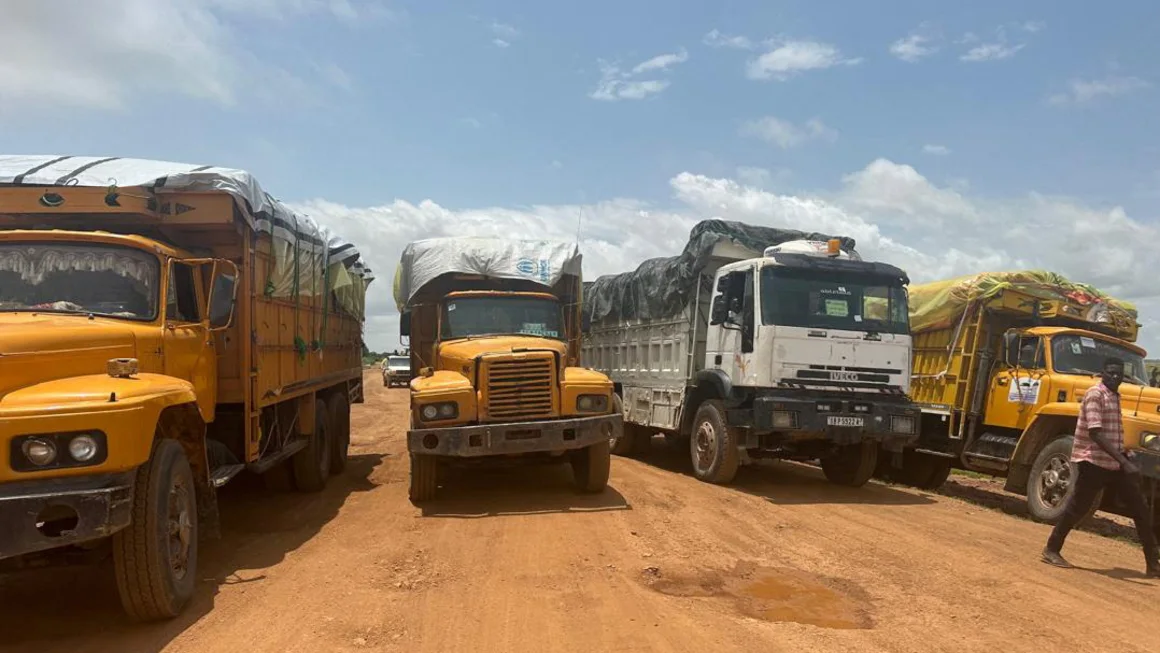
left=4, top=371, right=1159, bottom=653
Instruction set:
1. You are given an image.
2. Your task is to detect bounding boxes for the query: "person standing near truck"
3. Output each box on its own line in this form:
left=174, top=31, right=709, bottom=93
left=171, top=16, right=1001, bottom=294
left=1042, top=357, right=1160, bottom=575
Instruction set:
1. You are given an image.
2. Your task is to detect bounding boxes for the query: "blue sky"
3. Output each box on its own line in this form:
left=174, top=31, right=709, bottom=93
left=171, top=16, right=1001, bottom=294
left=2, top=0, right=1158, bottom=351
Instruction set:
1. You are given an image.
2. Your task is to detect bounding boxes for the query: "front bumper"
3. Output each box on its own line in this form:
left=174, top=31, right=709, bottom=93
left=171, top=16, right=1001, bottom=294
left=733, top=395, right=919, bottom=448
left=407, top=414, right=622, bottom=457
left=0, top=473, right=134, bottom=560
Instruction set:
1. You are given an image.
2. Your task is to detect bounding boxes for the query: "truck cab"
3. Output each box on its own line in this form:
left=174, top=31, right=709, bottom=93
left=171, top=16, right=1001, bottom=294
left=395, top=239, right=620, bottom=502
left=702, top=239, right=918, bottom=482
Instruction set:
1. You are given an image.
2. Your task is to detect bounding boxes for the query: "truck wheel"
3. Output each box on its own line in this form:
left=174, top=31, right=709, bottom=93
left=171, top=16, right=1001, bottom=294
left=327, top=392, right=351, bottom=474
left=1027, top=436, right=1102, bottom=524
left=571, top=440, right=612, bottom=493
left=113, top=439, right=198, bottom=622
left=292, top=399, right=332, bottom=492
left=262, top=460, right=296, bottom=492
left=409, top=454, right=438, bottom=503
left=610, top=395, right=636, bottom=456
left=821, top=442, right=878, bottom=487
left=899, top=451, right=953, bottom=490
left=689, top=400, right=740, bottom=484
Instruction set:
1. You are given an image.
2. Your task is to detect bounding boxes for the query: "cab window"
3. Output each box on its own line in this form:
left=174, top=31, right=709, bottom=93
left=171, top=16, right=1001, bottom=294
left=166, top=263, right=201, bottom=323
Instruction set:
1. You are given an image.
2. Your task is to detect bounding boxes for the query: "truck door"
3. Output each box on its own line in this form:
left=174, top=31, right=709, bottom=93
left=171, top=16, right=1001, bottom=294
left=164, top=261, right=217, bottom=421
left=708, top=267, right=757, bottom=386
left=985, top=334, right=1045, bottom=431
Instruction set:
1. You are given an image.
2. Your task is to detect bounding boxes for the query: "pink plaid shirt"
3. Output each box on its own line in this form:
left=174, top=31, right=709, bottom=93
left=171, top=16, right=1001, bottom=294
left=1072, top=383, right=1124, bottom=471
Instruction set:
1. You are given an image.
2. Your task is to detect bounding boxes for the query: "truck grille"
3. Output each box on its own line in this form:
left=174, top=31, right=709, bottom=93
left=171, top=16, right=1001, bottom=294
left=486, top=357, right=555, bottom=420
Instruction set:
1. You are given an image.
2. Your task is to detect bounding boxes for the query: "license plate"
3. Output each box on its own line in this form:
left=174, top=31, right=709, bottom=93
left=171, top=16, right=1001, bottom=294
left=826, top=416, right=864, bottom=428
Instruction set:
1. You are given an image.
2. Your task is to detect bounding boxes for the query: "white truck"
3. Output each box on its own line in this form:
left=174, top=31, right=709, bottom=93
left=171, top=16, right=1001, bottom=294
left=582, top=220, right=919, bottom=486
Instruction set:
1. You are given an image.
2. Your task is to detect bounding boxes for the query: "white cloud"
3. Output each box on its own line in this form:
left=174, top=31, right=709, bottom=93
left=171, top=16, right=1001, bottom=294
left=741, top=116, right=838, bottom=149
left=703, top=29, right=754, bottom=50
left=1021, top=20, right=1047, bottom=33
left=590, top=50, right=688, bottom=101
left=489, top=21, right=519, bottom=39
left=493, top=39, right=511, bottom=48
left=746, top=40, right=862, bottom=81
left=922, top=144, right=951, bottom=155
left=0, top=0, right=383, bottom=112
left=1049, top=76, right=1151, bottom=105
left=890, top=26, right=940, bottom=62
left=297, top=160, right=1160, bottom=355
left=960, top=42, right=1025, bottom=62
left=632, top=49, right=689, bottom=74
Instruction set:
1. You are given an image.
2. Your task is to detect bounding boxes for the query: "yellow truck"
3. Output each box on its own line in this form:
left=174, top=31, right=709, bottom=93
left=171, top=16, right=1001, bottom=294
left=887, top=271, right=1160, bottom=527
left=0, top=155, right=371, bottom=620
left=394, top=237, right=620, bottom=502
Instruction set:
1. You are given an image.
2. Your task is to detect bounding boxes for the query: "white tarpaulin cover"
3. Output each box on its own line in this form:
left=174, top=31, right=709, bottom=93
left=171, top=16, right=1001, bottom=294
left=394, top=237, right=582, bottom=310
left=0, top=154, right=373, bottom=317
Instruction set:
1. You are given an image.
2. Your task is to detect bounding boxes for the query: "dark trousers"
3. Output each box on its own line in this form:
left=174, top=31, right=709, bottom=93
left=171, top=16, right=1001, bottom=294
left=1047, top=461, right=1160, bottom=568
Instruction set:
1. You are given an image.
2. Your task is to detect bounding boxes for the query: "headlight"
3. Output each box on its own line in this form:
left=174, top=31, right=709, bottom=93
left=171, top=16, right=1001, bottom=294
left=1142, top=432, right=1160, bottom=452
left=420, top=402, right=458, bottom=421
left=577, top=394, right=609, bottom=413
left=891, top=415, right=916, bottom=435
left=771, top=410, right=798, bottom=429
left=68, top=434, right=99, bottom=462
left=22, top=438, right=57, bottom=466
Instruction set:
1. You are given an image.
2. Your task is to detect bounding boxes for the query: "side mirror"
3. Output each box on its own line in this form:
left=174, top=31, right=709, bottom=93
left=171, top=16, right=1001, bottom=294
left=206, top=260, right=239, bottom=332
left=1002, top=331, right=1019, bottom=367
left=399, top=310, right=411, bottom=338
left=710, top=295, right=728, bottom=325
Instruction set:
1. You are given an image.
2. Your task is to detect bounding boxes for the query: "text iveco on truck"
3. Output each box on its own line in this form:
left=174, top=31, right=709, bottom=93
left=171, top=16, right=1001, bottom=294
left=582, top=220, right=919, bottom=486
left=0, top=155, right=372, bottom=620
left=395, top=238, right=621, bottom=501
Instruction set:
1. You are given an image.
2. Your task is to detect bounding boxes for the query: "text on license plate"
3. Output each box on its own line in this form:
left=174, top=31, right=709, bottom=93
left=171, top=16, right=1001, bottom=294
left=826, top=416, right=864, bottom=427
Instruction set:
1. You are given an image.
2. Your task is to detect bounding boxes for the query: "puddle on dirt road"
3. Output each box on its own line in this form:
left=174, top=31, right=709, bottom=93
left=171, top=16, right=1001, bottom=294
left=646, top=562, right=872, bottom=630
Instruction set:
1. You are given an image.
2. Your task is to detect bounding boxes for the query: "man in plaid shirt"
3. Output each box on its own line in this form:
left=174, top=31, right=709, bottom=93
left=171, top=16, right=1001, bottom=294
left=1043, top=357, right=1160, bottom=575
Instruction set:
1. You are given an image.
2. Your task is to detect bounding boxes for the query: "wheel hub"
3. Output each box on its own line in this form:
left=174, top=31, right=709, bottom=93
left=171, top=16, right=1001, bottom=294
left=1039, top=456, right=1071, bottom=507
left=167, top=478, right=193, bottom=580
left=695, top=422, right=716, bottom=470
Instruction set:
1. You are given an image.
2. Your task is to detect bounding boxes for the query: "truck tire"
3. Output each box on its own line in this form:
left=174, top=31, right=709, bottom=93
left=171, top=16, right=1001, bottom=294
left=112, top=439, right=198, bottom=622
left=327, top=392, right=351, bottom=474
left=898, top=451, right=953, bottom=490
left=409, top=453, right=438, bottom=503
left=261, top=460, right=295, bottom=492
left=571, top=440, right=612, bottom=493
left=690, top=400, right=740, bottom=484
left=821, top=442, right=878, bottom=488
left=1027, top=436, right=1102, bottom=525
left=610, top=394, right=636, bottom=456
left=292, top=399, right=332, bottom=492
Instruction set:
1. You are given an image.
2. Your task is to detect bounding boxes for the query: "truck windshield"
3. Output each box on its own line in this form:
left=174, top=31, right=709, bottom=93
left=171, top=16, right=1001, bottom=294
left=760, top=266, right=908, bottom=334
left=0, top=242, right=159, bottom=320
left=442, top=296, right=564, bottom=340
left=387, top=356, right=409, bottom=369
left=1051, top=334, right=1148, bottom=384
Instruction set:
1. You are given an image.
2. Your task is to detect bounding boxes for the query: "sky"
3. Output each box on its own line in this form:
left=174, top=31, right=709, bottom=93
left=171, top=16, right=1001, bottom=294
left=1, top=0, right=1158, bottom=353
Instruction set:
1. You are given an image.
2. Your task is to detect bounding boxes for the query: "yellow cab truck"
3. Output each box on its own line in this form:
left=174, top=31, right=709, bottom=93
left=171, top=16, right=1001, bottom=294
left=884, top=270, right=1160, bottom=528
left=394, top=237, right=620, bottom=502
left=0, top=155, right=372, bottom=620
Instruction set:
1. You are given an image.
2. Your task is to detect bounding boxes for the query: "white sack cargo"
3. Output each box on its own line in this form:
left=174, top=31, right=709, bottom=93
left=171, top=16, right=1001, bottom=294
left=394, top=237, right=582, bottom=311
left=0, top=154, right=373, bottom=318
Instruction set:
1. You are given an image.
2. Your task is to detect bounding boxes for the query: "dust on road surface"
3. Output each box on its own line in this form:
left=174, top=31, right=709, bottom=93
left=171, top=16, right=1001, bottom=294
left=3, top=370, right=1159, bottom=653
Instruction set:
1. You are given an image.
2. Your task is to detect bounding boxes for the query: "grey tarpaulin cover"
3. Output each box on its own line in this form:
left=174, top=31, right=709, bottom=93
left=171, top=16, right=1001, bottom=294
left=394, top=237, right=582, bottom=311
left=0, top=154, right=373, bottom=317
left=584, top=219, right=854, bottom=326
